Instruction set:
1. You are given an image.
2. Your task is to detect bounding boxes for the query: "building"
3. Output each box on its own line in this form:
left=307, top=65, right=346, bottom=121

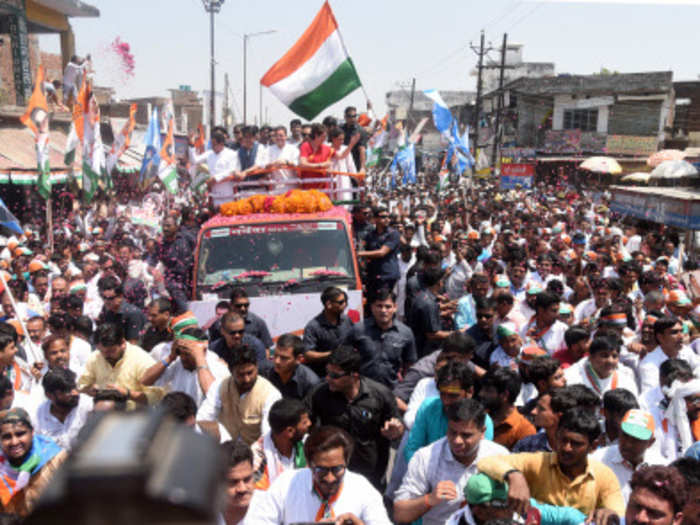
left=385, top=89, right=475, bottom=150
left=670, top=80, right=700, bottom=149
left=481, top=71, right=674, bottom=158
left=481, top=43, right=554, bottom=93
left=0, top=0, right=99, bottom=106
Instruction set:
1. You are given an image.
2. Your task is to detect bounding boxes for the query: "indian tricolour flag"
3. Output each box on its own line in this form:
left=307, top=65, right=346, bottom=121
left=158, top=117, right=178, bottom=195
left=260, top=1, right=361, bottom=120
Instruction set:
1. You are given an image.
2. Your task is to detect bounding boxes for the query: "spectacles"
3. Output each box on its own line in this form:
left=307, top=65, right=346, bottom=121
left=233, top=302, right=250, bottom=309
left=312, top=465, right=345, bottom=477
left=476, top=313, right=494, bottom=319
left=224, top=329, right=245, bottom=336
left=101, top=294, right=119, bottom=302
left=346, top=114, right=357, bottom=119
left=331, top=298, right=347, bottom=305
left=326, top=370, right=349, bottom=380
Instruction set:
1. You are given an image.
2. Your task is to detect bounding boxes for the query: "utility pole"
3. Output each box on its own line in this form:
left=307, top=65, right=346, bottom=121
left=222, top=72, right=230, bottom=131
left=202, top=0, right=225, bottom=133
left=469, top=31, right=490, bottom=159
left=491, top=33, right=508, bottom=171
left=243, top=30, right=277, bottom=124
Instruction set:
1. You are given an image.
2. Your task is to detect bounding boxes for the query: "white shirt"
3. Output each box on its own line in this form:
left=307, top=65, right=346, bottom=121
left=248, top=467, right=391, bottom=525
left=591, top=443, right=667, bottom=504
left=404, top=377, right=438, bottom=429
left=639, top=346, right=700, bottom=394
left=489, top=346, right=519, bottom=369
left=564, top=357, right=639, bottom=397
left=266, top=143, right=300, bottom=192
left=154, top=347, right=229, bottom=407
left=520, top=318, right=568, bottom=354
left=251, top=431, right=300, bottom=487
left=189, top=147, right=239, bottom=206
left=216, top=490, right=263, bottom=525
left=574, top=298, right=605, bottom=324
left=196, top=377, right=281, bottom=438
left=70, top=336, right=92, bottom=370
left=34, top=394, right=93, bottom=450
left=395, top=437, right=508, bottom=525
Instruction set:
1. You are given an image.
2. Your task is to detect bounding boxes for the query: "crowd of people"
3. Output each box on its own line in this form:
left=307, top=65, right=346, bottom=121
left=0, top=107, right=697, bottom=525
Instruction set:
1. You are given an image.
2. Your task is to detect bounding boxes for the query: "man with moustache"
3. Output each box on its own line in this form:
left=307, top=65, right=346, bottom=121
left=394, top=398, right=508, bottom=525
left=35, top=367, right=93, bottom=450
left=218, top=440, right=261, bottom=525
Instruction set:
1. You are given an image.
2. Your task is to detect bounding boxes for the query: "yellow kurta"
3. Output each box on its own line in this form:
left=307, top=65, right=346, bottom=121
left=78, top=342, right=164, bottom=405
left=477, top=451, right=625, bottom=516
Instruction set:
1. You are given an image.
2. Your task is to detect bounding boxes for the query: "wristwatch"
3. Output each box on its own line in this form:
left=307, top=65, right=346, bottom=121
left=196, top=365, right=209, bottom=372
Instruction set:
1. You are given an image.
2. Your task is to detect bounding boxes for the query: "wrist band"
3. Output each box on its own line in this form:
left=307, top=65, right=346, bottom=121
left=161, top=358, right=169, bottom=367
left=504, top=469, right=520, bottom=481
left=424, top=494, right=432, bottom=509
left=196, top=365, right=209, bottom=372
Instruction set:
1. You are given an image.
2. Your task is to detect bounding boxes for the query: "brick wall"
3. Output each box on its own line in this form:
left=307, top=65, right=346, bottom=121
left=608, top=100, right=662, bottom=136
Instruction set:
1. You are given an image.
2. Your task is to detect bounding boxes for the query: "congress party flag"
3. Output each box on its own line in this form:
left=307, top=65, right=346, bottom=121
left=19, top=66, right=52, bottom=200
left=261, top=1, right=361, bottom=120
left=158, top=117, right=178, bottom=195
left=106, top=103, right=137, bottom=175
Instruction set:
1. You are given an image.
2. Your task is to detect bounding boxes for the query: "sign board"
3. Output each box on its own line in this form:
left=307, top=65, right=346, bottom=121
left=610, top=188, right=700, bottom=230
left=500, top=164, right=535, bottom=189
left=8, top=10, right=30, bottom=106
left=543, top=130, right=581, bottom=154
left=605, top=135, right=658, bottom=156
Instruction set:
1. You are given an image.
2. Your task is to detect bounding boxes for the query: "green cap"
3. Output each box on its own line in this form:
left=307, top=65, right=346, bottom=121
left=465, top=473, right=508, bottom=505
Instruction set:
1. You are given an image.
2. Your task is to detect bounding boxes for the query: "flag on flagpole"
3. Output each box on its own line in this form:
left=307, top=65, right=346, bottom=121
left=64, top=77, right=87, bottom=166
left=423, top=89, right=453, bottom=136
left=0, top=198, right=22, bottom=235
left=106, top=103, right=137, bottom=174
left=81, top=85, right=106, bottom=203
left=158, top=117, right=178, bottom=194
left=20, top=65, right=52, bottom=200
left=260, top=1, right=361, bottom=120
left=140, top=107, right=161, bottom=181
left=194, top=122, right=206, bottom=154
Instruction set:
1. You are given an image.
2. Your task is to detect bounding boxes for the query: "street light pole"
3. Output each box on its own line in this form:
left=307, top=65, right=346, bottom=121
left=202, top=0, right=225, bottom=133
left=242, top=30, right=277, bottom=125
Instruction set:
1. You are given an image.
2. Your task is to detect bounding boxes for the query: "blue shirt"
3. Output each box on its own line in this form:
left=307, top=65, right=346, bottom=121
left=513, top=430, right=553, bottom=453
left=364, top=227, right=400, bottom=281
left=405, top=396, right=494, bottom=462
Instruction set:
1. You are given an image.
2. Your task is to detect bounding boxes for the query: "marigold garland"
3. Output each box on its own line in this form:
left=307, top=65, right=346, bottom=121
left=220, top=190, right=333, bottom=216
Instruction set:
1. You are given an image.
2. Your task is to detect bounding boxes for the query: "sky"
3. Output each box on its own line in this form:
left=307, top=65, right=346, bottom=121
left=39, top=0, right=700, bottom=127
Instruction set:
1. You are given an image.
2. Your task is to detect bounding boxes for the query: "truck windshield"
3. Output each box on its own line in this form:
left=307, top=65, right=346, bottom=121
left=197, top=220, right=356, bottom=294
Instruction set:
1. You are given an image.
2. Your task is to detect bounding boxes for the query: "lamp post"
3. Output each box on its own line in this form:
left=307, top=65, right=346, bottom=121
left=202, top=0, right=225, bottom=133
left=243, top=30, right=276, bottom=124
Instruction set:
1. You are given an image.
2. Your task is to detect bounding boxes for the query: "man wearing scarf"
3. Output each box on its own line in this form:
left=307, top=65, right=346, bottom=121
left=664, top=378, right=700, bottom=459
left=247, top=426, right=391, bottom=524
left=0, top=407, right=66, bottom=516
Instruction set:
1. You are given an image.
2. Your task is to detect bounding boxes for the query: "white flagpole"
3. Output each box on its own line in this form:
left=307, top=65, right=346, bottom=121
left=0, top=272, right=42, bottom=364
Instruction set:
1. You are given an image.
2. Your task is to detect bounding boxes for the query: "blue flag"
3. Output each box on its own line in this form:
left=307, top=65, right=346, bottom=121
left=390, top=143, right=417, bottom=187
left=140, top=108, right=161, bottom=181
left=0, top=197, right=22, bottom=235
left=423, top=89, right=453, bottom=135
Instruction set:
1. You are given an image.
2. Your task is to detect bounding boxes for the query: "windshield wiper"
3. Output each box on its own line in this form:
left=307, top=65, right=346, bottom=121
left=282, top=273, right=354, bottom=289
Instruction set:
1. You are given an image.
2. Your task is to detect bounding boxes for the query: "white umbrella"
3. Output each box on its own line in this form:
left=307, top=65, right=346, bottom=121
left=621, top=172, right=650, bottom=184
left=650, top=160, right=698, bottom=179
left=579, top=156, right=622, bottom=174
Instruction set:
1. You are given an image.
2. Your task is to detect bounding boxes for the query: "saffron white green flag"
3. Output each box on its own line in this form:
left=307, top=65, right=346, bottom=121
left=19, top=65, right=52, bottom=200
left=260, top=1, right=361, bottom=120
left=158, top=117, right=178, bottom=194
left=82, top=90, right=105, bottom=203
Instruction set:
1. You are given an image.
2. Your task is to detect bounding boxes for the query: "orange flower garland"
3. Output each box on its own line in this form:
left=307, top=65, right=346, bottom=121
left=220, top=190, right=333, bottom=216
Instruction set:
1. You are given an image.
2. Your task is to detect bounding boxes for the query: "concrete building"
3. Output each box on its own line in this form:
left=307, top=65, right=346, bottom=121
left=0, top=0, right=99, bottom=106
left=481, top=71, right=674, bottom=156
left=481, top=43, right=554, bottom=93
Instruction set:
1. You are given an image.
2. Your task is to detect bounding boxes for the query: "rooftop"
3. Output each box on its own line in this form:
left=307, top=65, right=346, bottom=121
left=488, top=71, right=673, bottom=98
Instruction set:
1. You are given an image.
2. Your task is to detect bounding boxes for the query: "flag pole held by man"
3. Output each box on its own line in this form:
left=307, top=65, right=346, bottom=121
left=19, top=65, right=52, bottom=201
